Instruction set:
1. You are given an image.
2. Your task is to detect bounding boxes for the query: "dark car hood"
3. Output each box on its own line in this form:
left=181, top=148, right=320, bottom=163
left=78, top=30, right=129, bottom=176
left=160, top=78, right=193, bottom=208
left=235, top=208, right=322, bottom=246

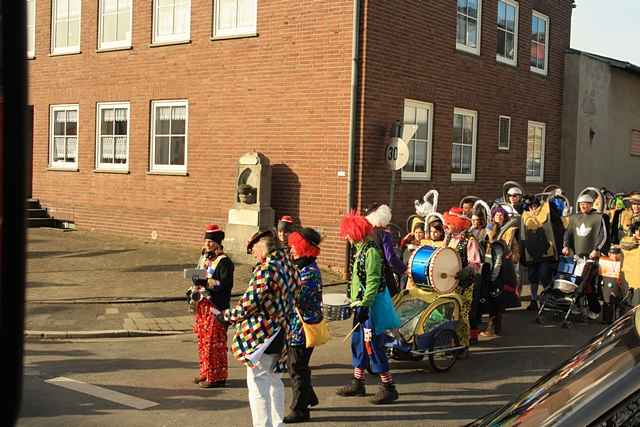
left=468, top=307, right=640, bottom=426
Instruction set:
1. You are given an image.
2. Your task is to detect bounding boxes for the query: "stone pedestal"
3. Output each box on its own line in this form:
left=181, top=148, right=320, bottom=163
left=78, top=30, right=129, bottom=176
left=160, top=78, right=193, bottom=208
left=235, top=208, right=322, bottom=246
left=224, top=152, right=275, bottom=263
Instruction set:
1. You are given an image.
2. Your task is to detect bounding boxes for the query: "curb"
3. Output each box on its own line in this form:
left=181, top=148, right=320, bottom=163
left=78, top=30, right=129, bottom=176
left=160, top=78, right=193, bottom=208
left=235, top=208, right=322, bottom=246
left=25, top=329, right=191, bottom=340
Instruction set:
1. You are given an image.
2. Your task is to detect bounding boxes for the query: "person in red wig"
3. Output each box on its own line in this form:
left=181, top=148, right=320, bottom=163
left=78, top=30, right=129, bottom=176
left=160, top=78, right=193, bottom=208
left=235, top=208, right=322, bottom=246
left=443, top=208, right=482, bottom=347
left=336, top=211, right=399, bottom=405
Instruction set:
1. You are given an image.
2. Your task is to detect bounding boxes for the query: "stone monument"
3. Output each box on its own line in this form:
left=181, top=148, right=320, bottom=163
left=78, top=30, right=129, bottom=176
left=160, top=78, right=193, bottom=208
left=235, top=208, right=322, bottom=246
left=224, top=152, right=275, bottom=261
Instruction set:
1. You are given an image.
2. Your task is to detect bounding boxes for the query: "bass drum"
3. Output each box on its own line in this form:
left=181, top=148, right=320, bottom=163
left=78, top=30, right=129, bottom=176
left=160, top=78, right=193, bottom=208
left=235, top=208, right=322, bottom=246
left=408, top=246, right=461, bottom=293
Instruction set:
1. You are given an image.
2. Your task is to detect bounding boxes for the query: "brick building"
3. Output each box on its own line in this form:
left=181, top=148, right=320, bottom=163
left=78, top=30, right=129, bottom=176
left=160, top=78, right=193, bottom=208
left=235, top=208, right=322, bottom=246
left=26, top=0, right=574, bottom=271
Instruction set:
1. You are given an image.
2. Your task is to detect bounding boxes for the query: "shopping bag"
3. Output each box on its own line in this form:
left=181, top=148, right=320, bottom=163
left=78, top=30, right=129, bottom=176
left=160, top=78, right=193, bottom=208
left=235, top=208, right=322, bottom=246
left=296, top=308, right=330, bottom=348
left=371, top=287, right=401, bottom=332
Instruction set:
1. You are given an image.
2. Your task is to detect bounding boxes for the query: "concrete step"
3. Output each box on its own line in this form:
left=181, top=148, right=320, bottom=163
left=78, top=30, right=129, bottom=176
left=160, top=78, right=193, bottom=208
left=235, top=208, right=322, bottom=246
left=27, top=218, right=56, bottom=228
left=26, top=208, right=48, bottom=219
left=26, top=199, right=41, bottom=210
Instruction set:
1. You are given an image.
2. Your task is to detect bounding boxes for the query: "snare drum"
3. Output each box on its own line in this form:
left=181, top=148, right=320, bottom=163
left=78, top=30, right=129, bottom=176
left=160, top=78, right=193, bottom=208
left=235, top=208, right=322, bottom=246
left=408, top=245, right=461, bottom=293
left=322, top=294, right=352, bottom=321
left=553, top=278, right=578, bottom=294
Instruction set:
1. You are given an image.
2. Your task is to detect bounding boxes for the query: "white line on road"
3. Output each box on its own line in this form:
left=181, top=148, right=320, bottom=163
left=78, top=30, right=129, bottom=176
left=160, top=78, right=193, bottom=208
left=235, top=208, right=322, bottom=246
left=45, top=377, right=159, bottom=410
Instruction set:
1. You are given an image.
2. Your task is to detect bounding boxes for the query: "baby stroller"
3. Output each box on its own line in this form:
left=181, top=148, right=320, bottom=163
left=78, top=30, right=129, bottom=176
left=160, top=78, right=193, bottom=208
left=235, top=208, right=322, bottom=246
left=536, top=256, right=594, bottom=328
left=384, top=287, right=465, bottom=372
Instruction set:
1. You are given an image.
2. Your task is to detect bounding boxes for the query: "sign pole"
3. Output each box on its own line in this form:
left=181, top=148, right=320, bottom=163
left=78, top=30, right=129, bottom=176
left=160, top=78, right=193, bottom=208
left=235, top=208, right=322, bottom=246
left=389, top=169, right=397, bottom=212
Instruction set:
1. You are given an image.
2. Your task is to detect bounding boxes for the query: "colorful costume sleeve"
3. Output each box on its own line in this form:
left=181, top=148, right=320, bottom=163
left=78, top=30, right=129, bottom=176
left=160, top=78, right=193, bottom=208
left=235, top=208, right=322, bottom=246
left=223, top=265, right=269, bottom=324
left=361, top=246, right=382, bottom=307
left=298, top=264, right=323, bottom=324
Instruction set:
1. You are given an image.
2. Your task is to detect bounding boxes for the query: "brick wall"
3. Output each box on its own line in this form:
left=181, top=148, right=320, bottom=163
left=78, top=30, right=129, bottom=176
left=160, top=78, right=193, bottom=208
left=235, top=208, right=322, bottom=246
left=356, top=0, right=573, bottom=230
left=27, top=0, right=354, bottom=271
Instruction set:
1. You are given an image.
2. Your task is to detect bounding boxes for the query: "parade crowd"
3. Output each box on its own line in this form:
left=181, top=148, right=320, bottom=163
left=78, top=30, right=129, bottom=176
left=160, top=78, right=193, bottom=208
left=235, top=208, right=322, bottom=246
left=185, top=183, right=640, bottom=427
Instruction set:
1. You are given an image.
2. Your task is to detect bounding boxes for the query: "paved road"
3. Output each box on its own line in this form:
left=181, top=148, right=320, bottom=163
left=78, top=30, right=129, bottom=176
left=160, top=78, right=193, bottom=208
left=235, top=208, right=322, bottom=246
left=19, top=309, right=604, bottom=427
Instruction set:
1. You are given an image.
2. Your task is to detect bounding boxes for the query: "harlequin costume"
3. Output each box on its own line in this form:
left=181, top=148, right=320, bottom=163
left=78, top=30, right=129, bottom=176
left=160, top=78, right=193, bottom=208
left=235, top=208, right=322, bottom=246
left=336, top=211, right=399, bottom=405
left=193, top=225, right=234, bottom=387
left=443, top=208, right=482, bottom=346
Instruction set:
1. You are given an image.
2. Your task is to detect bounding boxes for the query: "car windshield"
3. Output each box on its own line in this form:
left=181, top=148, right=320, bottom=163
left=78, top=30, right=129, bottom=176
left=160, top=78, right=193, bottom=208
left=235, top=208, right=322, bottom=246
left=469, top=307, right=640, bottom=426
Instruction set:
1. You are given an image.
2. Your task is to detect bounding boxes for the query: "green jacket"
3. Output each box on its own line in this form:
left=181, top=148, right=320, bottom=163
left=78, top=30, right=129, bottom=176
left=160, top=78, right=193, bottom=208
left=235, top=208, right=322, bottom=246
left=350, top=239, right=383, bottom=307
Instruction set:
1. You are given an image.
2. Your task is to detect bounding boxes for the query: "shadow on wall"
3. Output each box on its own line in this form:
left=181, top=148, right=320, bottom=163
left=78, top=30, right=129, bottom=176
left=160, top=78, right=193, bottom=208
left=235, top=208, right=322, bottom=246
left=271, top=163, right=300, bottom=223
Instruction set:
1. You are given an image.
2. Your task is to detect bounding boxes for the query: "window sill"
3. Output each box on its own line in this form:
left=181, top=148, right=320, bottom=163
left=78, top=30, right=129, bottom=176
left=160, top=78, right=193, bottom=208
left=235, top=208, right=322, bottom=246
left=146, top=170, right=188, bottom=176
left=94, top=169, right=130, bottom=174
left=210, top=32, right=259, bottom=41
left=451, top=175, right=475, bottom=183
left=456, top=44, right=480, bottom=57
left=96, top=46, right=133, bottom=53
left=526, top=177, right=544, bottom=184
left=49, top=50, right=82, bottom=57
left=530, top=67, right=549, bottom=77
left=496, top=56, right=518, bottom=68
left=26, top=55, right=36, bottom=60
left=400, top=174, right=432, bottom=182
left=48, top=166, right=79, bottom=172
left=149, top=40, right=191, bottom=48
left=498, top=147, right=510, bottom=152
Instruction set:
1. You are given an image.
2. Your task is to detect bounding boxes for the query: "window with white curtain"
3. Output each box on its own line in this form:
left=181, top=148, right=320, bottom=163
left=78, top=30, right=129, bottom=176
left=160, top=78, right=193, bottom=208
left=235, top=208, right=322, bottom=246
left=52, top=0, right=81, bottom=54
left=530, top=11, right=550, bottom=75
left=456, top=0, right=481, bottom=55
left=96, top=103, right=130, bottom=170
left=99, top=0, right=132, bottom=50
left=452, top=108, right=477, bottom=181
left=526, top=121, right=545, bottom=183
left=401, top=99, right=434, bottom=181
left=151, top=100, right=188, bottom=172
left=153, top=0, right=191, bottom=44
left=27, top=0, right=36, bottom=58
left=497, top=0, right=518, bottom=65
left=214, top=0, right=257, bottom=38
left=49, top=104, right=79, bottom=169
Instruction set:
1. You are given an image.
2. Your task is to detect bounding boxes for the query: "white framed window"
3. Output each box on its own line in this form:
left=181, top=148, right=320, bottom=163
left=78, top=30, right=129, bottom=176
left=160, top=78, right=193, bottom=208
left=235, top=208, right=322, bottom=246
left=150, top=100, right=188, bottom=173
left=99, top=0, right=132, bottom=50
left=49, top=104, right=79, bottom=170
left=530, top=11, right=550, bottom=75
left=498, top=115, right=511, bottom=150
left=526, top=121, right=546, bottom=183
left=51, top=0, right=81, bottom=54
left=214, top=0, right=257, bottom=38
left=456, top=0, right=481, bottom=55
left=27, top=0, right=36, bottom=58
left=96, top=102, right=130, bottom=171
left=452, top=108, right=477, bottom=182
left=153, top=0, right=191, bottom=44
left=496, top=0, right=518, bottom=65
left=401, top=99, right=434, bottom=181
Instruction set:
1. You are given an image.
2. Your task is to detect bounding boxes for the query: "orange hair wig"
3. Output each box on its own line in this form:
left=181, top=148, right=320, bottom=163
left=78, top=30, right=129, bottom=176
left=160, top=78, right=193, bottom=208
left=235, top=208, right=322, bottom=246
left=288, top=231, right=320, bottom=258
left=443, top=207, right=472, bottom=234
left=339, top=211, right=372, bottom=242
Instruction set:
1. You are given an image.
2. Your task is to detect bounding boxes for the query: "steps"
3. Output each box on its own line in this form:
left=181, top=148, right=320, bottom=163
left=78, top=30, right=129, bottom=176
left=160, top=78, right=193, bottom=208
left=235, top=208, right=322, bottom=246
left=26, top=199, right=57, bottom=228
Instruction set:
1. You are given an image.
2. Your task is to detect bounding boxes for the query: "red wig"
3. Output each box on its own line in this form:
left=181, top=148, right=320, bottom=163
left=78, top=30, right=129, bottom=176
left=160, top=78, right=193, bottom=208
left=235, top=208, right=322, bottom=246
left=288, top=231, right=321, bottom=258
left=339, top=211, right=372, bottom=242
left=443, top=207, right=472, bottom=234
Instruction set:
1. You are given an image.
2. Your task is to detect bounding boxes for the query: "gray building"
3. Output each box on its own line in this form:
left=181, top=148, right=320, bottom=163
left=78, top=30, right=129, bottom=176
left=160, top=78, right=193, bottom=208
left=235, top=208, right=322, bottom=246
left=561, top=49, right=640, bottom=199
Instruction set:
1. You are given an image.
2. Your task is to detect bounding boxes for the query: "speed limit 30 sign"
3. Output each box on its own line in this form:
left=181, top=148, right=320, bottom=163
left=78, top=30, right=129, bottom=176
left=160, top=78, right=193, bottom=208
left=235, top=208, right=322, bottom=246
left=385, top=137, right=410, bottom=170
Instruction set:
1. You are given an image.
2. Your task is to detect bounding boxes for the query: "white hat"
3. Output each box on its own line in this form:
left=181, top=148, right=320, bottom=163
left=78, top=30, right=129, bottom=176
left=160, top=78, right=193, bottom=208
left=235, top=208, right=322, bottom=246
left=577, top=194, right=594, bottom=204
left=507, top=187, right=523, bottom=196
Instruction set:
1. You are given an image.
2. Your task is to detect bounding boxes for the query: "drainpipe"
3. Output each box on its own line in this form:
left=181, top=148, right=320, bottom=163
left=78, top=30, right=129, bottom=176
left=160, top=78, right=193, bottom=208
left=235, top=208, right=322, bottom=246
left=345, top=0, right=363, bottom=275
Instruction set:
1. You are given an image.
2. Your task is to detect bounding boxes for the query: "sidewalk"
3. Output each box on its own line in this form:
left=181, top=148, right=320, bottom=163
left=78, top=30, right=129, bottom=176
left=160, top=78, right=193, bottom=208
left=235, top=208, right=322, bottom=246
left=25, top=228, right=345, bottom=339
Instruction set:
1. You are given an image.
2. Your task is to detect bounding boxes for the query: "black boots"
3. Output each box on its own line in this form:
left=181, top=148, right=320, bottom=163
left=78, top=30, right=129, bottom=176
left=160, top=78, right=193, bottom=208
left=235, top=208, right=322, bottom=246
left=370, top=383, right=399, bottom=405
left=336, top=378, right=366, bottom=397
left=283, top=409, right=310, bottom=424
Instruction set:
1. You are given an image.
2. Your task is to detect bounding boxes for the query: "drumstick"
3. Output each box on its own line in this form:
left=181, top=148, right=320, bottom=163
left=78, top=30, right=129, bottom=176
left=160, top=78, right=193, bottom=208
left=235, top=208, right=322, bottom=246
left=343, top=322, right=360, bottom=343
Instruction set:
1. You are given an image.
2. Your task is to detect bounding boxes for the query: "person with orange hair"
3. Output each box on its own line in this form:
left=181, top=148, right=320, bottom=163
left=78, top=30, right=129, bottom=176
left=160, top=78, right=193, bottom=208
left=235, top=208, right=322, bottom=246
left=284, top=227, right=323, bottom=423
left=336, top=211, right=399, bottom=405
left=443, top=208, right=482, bottom=348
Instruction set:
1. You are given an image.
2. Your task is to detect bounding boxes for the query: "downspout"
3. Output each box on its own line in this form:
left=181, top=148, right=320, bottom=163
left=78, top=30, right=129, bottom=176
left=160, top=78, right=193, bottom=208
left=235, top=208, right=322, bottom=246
left=345, top=0, right=363, bottom=275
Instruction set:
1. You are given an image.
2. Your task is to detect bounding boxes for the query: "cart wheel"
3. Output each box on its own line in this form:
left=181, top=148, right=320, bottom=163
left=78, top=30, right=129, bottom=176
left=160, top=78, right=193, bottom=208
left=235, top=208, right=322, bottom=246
left=561, top=320, right=571, bottom=329
left=428, top=329, right=458, bottom=372
left=535, top=315, right=544, bottom=325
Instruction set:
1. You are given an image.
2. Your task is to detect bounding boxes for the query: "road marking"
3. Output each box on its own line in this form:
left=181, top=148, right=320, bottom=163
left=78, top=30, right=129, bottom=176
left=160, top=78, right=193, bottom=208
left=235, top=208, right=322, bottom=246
left=45, top=377, right=159, bottom=410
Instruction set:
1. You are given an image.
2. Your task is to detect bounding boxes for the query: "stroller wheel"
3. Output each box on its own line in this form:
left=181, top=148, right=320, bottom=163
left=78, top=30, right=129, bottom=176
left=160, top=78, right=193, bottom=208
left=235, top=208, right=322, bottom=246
left=562, top=320, right=572, bottom=329
left=428, top=329, right=458, bottom=373
left=535, top=315, right=544, bottom=325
